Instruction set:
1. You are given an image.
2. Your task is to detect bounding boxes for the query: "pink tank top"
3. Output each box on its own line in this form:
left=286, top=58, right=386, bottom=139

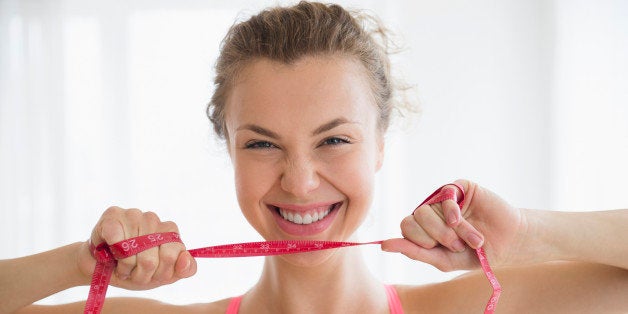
left=225, top=284, right=403, bottom=314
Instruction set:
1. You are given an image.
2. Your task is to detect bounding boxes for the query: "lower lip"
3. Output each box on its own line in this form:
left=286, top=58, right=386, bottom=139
left=270, top=203, right=341, bottom=237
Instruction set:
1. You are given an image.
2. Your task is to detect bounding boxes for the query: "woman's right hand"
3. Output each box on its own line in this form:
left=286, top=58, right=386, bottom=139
left=77, top=206, right=197, bottom=290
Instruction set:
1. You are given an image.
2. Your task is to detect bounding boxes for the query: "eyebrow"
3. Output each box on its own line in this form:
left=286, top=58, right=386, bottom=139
left=311, top=117, right=352, bottom=136
left=236, top=124, right=281, bottom=139
left=236, top=117, right=354, bottom=139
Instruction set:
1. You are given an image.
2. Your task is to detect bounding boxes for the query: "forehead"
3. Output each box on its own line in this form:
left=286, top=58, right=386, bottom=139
left=225, top=56, right=376, bottom=131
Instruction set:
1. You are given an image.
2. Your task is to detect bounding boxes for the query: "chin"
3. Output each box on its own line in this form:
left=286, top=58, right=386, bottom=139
left=273, top=246, right=344, bottom=268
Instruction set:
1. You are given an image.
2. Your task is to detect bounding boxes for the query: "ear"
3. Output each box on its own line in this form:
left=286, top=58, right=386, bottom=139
left=375, top=135, right=385, bottom=172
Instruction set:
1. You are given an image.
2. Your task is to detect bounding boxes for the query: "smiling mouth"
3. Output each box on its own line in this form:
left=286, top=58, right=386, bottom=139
left=270, top=202, right=341, bottom=225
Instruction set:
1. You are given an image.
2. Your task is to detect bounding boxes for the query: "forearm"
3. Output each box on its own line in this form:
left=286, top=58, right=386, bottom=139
left=525, top=208, right=628, bottom=269
left=0, top=242, right=90, bottom=313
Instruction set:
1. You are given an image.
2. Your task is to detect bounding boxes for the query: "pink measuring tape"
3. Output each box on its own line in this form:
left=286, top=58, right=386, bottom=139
left=85, top=183, right=501, bottom=313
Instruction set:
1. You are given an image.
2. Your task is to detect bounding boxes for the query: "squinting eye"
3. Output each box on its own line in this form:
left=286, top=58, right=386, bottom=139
left=322, top=137, right=351, bottom=146
left=245, top=141, right=276, bottom=149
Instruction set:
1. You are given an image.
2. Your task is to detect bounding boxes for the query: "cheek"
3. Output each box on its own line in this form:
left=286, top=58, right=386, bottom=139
left=233, top=157, right=275, bottom=214
left=326, top=146, right=377, bottom=205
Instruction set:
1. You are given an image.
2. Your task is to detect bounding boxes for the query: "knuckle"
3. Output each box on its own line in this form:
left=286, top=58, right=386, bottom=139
left=126, top=208, right=142, bottom=217
left=125, top=208, right=143, bottom=224
left=117, top=258, right=136, bottom=270
left=161, top=221, right=179, bottom=232
left=440, top=231, right=459, bottom=246
left=142, top=211, right=161, bottom=230
left=100, top=217, right=118, bottom=229
left=103, top=206, right=123, bottom=216
left=143, top=211, right=160, bottom=223
left=400, top=228, right=411, bottom=240
left=99, top=218, right=123, bottom=241
left=414, top=205, right=433, bottom=219
left=400, top=215, right=415, bottom=230
left=160, top=250, right=178, bottom=266
left=455, top=178, right=471, bottom=187
left=138, top=256, right=158, bottom=273
left=420, top=238, right=437, bottom=249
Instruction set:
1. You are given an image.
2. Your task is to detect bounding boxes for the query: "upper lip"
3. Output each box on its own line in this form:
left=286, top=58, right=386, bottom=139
left=267, top=201, right=339, bottom=212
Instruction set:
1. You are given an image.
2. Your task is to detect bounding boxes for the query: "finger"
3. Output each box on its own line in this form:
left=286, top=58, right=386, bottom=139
left=112, top=209, right=143, bottom=280
left=151, top=221, right=183, bottom=283
left=129, top=211, right=160, bottom=284
left=413, top=205, right=466, bottom=253
left=132, top=247, right=159, bottom=285
left=91, top=206, right=126, bottom=246
left=152, top=242, right=181, bottom=283
left=453, top=179, right=474, bottom=209
left=381, top=238, right=463, bottom=272
left=400, top=214, right=437, bottom=249
left=453, top=219, right=485, bottom=249
left=442, top=198, right=461, bottom=227
left=94, top=208, right=137, bottom=280
left=174, top=251, right=197, bottom=279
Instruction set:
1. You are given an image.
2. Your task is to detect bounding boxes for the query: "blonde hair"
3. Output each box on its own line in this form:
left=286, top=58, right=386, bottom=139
left=207, top=1, right=403, bottom=139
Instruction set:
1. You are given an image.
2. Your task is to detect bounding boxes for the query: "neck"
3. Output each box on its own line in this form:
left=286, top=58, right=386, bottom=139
left=243, top=246, right=387, bottom=313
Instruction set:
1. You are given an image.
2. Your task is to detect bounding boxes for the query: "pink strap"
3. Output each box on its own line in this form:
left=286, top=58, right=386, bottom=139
left=84, top=183, right=500, bottom=314
left=385, top=285, right=404, bottom=314
left=225, top=295, right=242, bottom=314
left=417, top=183, right=501, bottom=313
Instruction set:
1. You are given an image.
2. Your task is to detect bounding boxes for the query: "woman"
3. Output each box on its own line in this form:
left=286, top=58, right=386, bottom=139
left=3, top=2, right=628, bottom=313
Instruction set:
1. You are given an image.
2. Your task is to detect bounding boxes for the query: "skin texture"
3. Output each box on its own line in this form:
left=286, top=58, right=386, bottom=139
left=224, top=56, right=384, bottom=264
left=5, top=55, right=628, bottom=314
left=223, top=56, right=388, bottom=313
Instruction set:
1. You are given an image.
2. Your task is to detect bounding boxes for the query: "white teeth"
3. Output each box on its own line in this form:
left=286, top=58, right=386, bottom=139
left=278, top=204, right=335, bottom=225
left=293, top=213, right=303, bottom=224
left=303, top=213, right=312, bottom=224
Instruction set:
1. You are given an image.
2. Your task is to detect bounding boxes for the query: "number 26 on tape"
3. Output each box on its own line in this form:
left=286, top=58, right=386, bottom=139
left=121, top=239, right=138, bottom=251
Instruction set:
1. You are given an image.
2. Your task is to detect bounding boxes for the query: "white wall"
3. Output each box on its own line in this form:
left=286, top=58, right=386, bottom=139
left=550, top=0, right=628, bottom=211
left=0, top=0, right=626, bottom=305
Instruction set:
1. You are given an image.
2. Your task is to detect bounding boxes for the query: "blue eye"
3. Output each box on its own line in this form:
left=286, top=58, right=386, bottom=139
left=322, top=137, right=350, bottom=146
left=245, top=141, right=276, bottom=149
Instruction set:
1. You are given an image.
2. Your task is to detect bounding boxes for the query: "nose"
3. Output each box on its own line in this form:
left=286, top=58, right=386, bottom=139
left=280, top=156, right=320, bottom=197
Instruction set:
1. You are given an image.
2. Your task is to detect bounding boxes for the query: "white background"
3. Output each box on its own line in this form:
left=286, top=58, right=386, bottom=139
left=1, top=0, right=627, bottom=305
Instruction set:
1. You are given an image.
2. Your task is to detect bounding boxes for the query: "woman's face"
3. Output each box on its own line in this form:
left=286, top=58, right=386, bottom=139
left=224, top=56, right=384, bottom=246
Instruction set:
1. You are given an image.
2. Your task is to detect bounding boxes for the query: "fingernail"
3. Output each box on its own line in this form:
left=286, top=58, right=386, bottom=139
left=184, top=257, right=191, bottom=271
left=452, top=239, right=466, bottom=252
left=468, top=233, right=484, bottom=248
left=381, top=243, right=398, bottom=253
left=447, top=211, right=458, bottom=225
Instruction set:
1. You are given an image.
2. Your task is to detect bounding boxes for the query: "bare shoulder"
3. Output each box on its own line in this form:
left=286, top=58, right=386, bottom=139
left=395, top=262, right=628, bottom=314
left=19, top=297, right=232, bottom=314
left=105, top=297, right=232, bottom=314
left=393, top=271, right=493, bottom=314
left=101, top=297, right=232, bottom=314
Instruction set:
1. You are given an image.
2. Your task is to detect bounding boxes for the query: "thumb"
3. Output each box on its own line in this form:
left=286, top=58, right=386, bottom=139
left=381, top=238, right=472, bottom=272
left=175, top=251, right=197, bottom=279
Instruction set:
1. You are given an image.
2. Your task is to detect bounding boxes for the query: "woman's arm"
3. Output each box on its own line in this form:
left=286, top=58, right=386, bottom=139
left=0, top=242, right=89, bottom=313
left=2, top=206, right=197, bottom=313
left=383, top=180, right=628, bottom=270
left=383, top=180, right=628, bottom=312
left=524, top=208, right=628, bottom=269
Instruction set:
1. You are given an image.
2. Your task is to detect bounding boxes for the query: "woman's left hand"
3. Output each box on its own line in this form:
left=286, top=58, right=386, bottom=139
left=381, top=179, right=528, bottom=271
